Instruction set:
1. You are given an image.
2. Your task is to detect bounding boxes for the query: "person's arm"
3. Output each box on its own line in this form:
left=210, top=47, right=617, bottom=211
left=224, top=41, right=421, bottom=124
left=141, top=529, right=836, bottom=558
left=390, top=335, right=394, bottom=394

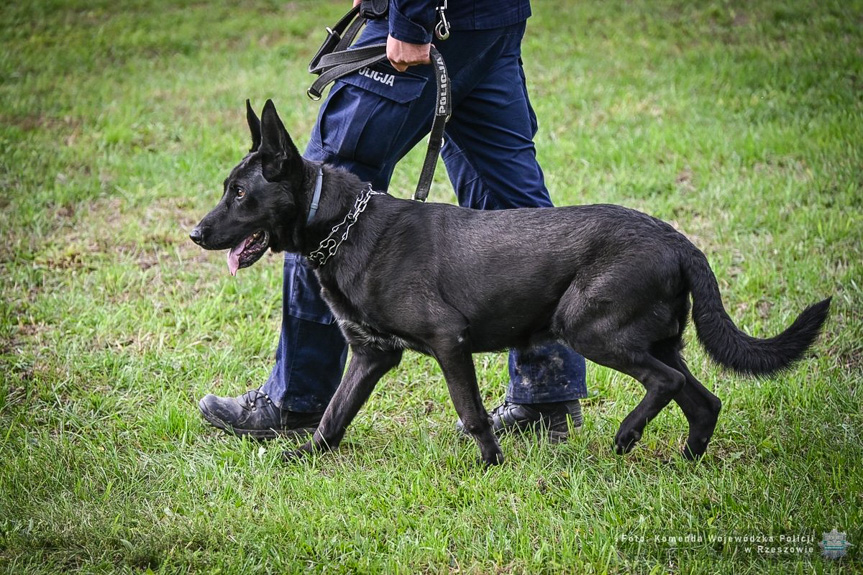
left=387, top=0, right=435, bottom=71
left=350, top=0, right=435, bottom=72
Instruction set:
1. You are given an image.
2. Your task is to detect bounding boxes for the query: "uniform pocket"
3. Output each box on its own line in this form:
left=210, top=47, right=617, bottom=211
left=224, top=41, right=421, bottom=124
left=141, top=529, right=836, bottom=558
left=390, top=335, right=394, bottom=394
left=285, top=253, right=337, bottom=324
left=318, top=65, right=428, bottom=168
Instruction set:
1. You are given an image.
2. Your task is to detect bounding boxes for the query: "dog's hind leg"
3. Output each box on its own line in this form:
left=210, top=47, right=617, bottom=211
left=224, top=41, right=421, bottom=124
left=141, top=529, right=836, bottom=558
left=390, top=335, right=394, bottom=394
left=652, top=341, right=722, bottom=459
left=555, top=270, right=704, bottom=454
left=673, top=368, right=722, bottom=460
left=284, top=346, right=402, bottom=461
left=556, top=303, right=686, bottom=454
left=433, top=340, right=503, bottom=466
left=567, top=337, right=685, bottom=455
left=606, top=354, right=687, bottom=455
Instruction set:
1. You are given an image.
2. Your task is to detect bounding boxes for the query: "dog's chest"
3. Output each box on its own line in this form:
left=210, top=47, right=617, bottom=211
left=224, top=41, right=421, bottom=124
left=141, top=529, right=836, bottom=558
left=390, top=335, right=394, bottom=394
left=337, top=318, right=414, bottom=351
left=320, top=283, right=418, bottom=351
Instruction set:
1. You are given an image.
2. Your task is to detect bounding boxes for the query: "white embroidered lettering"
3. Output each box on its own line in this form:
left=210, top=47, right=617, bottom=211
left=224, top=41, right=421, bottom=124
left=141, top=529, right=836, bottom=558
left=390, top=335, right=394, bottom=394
left=436, top=60, right=449, bottom=115
left=358, top=67, right=395, bottom=88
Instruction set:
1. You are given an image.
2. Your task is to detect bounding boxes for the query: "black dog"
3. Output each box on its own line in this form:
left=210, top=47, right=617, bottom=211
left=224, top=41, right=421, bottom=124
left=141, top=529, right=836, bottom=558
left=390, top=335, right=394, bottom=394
left=191, top=100, right=830, bottom=465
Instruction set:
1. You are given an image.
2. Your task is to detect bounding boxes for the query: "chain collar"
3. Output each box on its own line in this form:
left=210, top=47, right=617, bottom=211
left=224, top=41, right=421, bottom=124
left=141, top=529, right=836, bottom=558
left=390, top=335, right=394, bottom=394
left=306, top=184, right=385, bottom=267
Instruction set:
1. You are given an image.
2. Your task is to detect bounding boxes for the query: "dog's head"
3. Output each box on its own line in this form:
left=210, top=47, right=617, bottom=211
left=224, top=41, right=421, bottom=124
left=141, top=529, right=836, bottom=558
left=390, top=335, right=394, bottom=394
left=190, top=100, right=308, bottom=275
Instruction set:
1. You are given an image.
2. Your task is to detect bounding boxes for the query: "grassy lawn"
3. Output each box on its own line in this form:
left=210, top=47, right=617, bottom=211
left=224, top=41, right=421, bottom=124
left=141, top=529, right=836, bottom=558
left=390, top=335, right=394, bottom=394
left=1, top=0, right=861, bottom=572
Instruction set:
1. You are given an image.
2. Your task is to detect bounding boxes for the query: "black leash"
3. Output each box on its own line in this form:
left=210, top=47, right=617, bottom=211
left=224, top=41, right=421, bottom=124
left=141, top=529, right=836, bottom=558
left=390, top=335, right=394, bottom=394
left=415, top=47, right=449, bottom=202
left=307, top=8, right=451, bottom=202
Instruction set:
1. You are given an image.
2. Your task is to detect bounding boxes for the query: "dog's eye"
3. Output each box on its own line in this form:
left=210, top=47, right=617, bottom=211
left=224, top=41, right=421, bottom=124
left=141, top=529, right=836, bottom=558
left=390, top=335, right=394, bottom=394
left=235, top=188, right=246, bottom=199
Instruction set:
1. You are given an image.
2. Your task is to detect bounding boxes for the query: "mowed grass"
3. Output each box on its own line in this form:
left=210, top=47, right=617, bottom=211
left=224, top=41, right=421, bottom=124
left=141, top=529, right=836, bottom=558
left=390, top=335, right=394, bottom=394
left=1, top=0, right=861, bottom=572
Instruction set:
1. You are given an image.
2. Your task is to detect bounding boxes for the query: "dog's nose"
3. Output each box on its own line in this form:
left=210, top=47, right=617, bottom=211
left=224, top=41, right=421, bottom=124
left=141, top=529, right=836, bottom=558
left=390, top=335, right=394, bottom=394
left=189, top=227, right=204, bottom=246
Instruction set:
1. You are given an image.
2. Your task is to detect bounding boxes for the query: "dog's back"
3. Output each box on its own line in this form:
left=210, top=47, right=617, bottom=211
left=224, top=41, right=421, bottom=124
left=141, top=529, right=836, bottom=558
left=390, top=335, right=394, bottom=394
left=340, top=198, right=692, bottom=353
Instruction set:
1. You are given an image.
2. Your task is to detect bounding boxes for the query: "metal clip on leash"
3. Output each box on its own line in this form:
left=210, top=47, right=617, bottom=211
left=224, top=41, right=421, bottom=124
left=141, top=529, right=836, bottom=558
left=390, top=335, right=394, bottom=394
left=435, top=0, right=451, bottom=41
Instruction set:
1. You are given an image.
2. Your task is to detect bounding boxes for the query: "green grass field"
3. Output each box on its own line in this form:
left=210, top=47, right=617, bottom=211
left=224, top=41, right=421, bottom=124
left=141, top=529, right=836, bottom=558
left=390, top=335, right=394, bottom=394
left=2, top=0, right=862, bottom=572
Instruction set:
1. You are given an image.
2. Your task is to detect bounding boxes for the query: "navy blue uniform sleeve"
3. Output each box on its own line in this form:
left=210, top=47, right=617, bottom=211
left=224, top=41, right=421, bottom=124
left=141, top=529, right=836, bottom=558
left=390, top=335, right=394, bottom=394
left=388, top=0, right=436, bottom=44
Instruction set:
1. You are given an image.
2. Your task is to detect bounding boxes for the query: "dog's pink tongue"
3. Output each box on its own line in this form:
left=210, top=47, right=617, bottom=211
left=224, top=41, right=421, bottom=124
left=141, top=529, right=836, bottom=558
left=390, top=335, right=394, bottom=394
left=227, top=240, right=247, bottom=277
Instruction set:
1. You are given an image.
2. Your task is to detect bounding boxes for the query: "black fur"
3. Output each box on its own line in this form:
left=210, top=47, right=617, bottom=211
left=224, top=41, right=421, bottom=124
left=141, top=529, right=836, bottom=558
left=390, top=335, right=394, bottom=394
left=191, top=100, right=831, bottom=465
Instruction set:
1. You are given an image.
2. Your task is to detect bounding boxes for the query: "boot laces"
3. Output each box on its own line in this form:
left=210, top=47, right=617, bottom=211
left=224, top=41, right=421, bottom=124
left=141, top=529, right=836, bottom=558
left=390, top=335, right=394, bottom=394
left=240, top=388, right=272, bottom=412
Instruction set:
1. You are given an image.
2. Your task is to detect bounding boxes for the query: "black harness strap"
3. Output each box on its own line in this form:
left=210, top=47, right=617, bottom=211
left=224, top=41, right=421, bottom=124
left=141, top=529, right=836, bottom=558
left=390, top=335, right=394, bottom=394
left=307, top=44, right=389, bottom=101
left=307, top=6, right=364, bottom=87
left=307, top=9, right=450, bottom=202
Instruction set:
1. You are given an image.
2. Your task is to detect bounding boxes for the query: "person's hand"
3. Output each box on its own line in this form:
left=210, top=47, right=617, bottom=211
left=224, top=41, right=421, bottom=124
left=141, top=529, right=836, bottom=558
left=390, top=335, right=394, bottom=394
left=386, top=35, right=431, bottom=72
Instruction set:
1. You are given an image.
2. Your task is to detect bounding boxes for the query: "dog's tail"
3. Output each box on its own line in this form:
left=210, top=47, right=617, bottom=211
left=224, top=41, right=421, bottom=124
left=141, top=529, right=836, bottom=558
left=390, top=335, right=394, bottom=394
left=682, top=249, right=831, bottom=376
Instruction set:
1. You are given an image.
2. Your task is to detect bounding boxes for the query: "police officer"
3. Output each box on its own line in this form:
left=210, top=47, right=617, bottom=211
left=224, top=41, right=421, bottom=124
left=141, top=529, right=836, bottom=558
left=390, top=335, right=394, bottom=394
left=199, top=0, right=588, bottom=441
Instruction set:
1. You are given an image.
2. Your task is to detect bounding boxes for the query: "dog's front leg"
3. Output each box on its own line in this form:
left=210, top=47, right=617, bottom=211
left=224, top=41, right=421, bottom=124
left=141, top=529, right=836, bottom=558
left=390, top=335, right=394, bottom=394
left=434, top=342, right=503, bottom=466
left=283, top=346, right=402, bottom=462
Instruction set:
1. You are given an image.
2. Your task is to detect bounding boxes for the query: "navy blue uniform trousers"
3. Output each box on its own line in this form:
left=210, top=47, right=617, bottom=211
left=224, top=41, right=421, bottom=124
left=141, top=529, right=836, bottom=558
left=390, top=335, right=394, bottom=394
left=262, top=19, right=587, bottom=412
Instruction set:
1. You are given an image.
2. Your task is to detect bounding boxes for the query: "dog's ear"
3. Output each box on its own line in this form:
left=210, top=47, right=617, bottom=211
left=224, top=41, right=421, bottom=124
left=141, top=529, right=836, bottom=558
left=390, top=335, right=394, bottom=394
left=258, top=99, right=301, bottom=182
left=246, top=99, right=261, bottom=153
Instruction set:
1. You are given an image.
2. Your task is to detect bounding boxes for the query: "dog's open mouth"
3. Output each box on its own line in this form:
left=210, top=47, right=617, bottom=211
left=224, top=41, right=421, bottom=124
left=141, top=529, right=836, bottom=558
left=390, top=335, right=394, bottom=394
left=227, top=231, right=270, bottom=276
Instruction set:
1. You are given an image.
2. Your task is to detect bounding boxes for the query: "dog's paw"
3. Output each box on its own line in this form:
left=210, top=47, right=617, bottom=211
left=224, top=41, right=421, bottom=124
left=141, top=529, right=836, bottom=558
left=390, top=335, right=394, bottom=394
left=681, top=439, right=708, bottom=461
left=479, top=450, right=505, bottom=467
left=613, top=429, right=642, bottom=455
left=281, top=449, right=308, bottom=463
left=282, top=442, right=316, bottom=463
